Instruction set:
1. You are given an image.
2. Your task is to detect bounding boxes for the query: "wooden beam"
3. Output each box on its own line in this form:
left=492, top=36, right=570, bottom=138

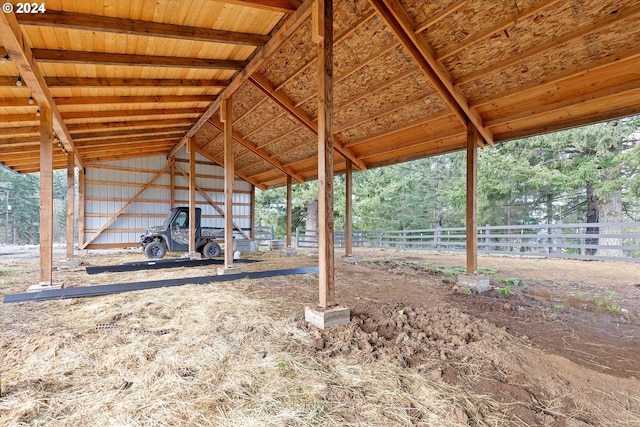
left=344, top=158, right=353, bottom=257
left=66, top=118, right=194, bottom=132
left=466, top=122, right=478, bottom=274
left=33, top=49, right=247, bottom=70
left=19, top=11, right=269, bottom=46
left=414, top=0, right=467, bottom=33
left=56, top=95, right=214, bottom=106
left=173, top=0, right=313, bottom=154
left=71, top=126, right=190, bottom=141
left=208, top=115, right=304, bottom=183
left=437, top=0, right=560, bottom=61
left=61, top=108, right=204, bottom=122
left=46, top=77, right=229, bottom=88
left=81, top=163, right=172, bottom=248
left=0, top=113, right=39, bottom=122
left=250, top=72, right=367, bottom=171
left=66, top=152, right=74, bottom=259
left=75, top=134, right=183, bottom=148
left=456, top=3, right=640, bottom=88
left=39, top=106, right=53, bottom=284
left=0, top=126, right=40, bottom=137
left=170, top=159, right=175, bottom=209
left=369, top=0, right=492, bottom=146
left=189, top=139, right=196, bottom=256
left=0, top=11, right=82, bottom=169
left=221, top=0, right=301, bottom=13
left=222, top=97, right=235, bottom=268
left=194, top=147, right=266, bottom=190
left=316, top=0, right=335, bottom=308
left=286, top=175, right=292, bottom=247
left=84, top=149, right=175, bottom=165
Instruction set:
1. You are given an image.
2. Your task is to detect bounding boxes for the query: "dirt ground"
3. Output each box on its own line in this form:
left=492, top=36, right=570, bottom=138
left=1, top=247, right=640, bottom=426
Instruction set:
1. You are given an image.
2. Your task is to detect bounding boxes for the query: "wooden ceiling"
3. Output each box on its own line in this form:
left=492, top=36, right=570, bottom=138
left=1, top=0, right=639, bottom=188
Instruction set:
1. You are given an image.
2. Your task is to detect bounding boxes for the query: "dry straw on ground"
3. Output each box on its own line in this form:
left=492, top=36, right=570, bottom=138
left=2, top=277, right=505, bottom=426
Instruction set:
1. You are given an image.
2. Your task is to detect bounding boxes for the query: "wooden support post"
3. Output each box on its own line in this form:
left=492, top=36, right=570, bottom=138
left=316, top=0, right=335, bottom=308
left=170, top=158, right=175, bottom=209
left=65, top=151, right=74, bottom=259
left=39, top=107, right=53, bottom=285
left=222, top=96, right=234, bottom=268
left=78, top=167, right=85, bottom=248
left=345, top=159, right=353, bottom=257
left=286, top=175, right=292, bottom=247
left=188, top=138, right=196, bottom=256
left=466, top=122, right=479, bottom=274
left=250, top=184, right=256, bottom=240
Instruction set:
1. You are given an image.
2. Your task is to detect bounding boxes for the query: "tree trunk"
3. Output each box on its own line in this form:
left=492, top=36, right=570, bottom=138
left=306, top=199, right=318, bottom=231
left=585, top=182, right=599, bottom=255
left=597, top=190, right=624, bottom=257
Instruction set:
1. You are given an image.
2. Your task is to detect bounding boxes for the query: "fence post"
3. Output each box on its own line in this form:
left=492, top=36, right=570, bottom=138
left=378, top=230, right=382, bottom=247
left=484, top=224, right=490, bottom=254
left=435, top=227, right=441, bottom=250
left=295, top=227, right=300, bottom=247
left=554, top=221, right=562, bottom=254
left=402, top=230, right=407, bottom=249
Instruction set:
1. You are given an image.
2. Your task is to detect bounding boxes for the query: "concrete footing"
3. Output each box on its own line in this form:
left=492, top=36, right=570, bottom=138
left=58, top=259, right=81, bottom=269
left=217, top=266, right=241, bottom=275
left=280, top=247, right=298, bottom=257
left=305, top=305, right=351, bottom=329
left=27, top=282, right=64, bottom=293
left=341, top=255, right=360, bottom=264
left=189, top=252, right=202, bottom=260
left=457, top=274, right=491, bottom=293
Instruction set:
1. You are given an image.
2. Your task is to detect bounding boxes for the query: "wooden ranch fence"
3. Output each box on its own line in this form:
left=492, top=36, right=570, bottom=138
left=295, top=222, right=640, bottom=263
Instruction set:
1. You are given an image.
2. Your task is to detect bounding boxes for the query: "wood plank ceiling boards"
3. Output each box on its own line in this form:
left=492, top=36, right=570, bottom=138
left=0, top=0, right=637, bottom=184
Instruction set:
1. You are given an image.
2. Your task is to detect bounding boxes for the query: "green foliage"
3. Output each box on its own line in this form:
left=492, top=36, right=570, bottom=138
left=497, top=286, right=514, bottom=296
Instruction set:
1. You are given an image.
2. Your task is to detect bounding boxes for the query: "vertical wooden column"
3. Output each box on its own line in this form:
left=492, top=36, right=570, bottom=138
left=78, top=167, right=85, bottom=249
left=169, top=158, right=175, bottom=209
left=286, top=175, right=292, bottom=247
left=39, top=107, right=53, bottom=285
left=250, top=184, right=255, bottom=240
left=466, top=122, right=479, bottom=274
left=344, top=159, right=353, bottom=256
left=315, top=0, right=335, bottom=308
left=65, top=152, right=75, bottom=259
left=222, top=96, right=234, bottom=268
left=188, top=138, right=196, bottom=256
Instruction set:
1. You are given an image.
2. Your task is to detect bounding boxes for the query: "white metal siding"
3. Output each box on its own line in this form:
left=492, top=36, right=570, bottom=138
left=83, top=149, right=253, bottom=248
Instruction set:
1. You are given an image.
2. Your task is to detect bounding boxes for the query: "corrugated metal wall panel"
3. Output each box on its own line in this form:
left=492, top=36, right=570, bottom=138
left=83, top=150, right=253, bottom=248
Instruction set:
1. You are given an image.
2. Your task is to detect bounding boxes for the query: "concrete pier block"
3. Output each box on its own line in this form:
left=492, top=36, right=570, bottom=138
left=456, top=274, right=491, bottom=293
left=27, top=282, right=64, bottom=292
left=305, top=305, right=351, bottom=329
left=217, top=266, right=241, bottom=275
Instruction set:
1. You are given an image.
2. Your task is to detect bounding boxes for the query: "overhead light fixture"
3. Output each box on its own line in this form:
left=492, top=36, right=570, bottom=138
left=2, top=54, right=8, bottom=64
left=28, top=95, right=34, bottom=105
left=15, top=76, right=22, bottom=87
left=36, top=108, right=40, bottom=117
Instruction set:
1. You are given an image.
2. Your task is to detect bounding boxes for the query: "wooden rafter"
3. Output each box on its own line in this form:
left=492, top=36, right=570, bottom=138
left=369, top=0, right=492, bottom=146
left=75, top=134, right=184, bottom=147
left=193, top=147, right=266, bottom=190
left=18, top=11, right=270, bottom=46
left=61, top=108, right=205, bottom=121
left=221, top=0, right=301, bottom=14
left=0, top=12, right=82, bottom=168
left=250, top=72, right=367, bottom=171
left=33, top=49, right=248, bottom=70
left=436, top=0, right=561, bottom=61
left=46, top=77, right=230, bottom=88
left=457, top=4, right=640, bottom=88
left=173, top=0, right=313, bottom=152
left=66, top=118, right=195, bottom=132
left=207, top=115, right=304, bottom=183
left=70, top=126, right=189, bottom=141
left=56, top=95, right=214, bottom=105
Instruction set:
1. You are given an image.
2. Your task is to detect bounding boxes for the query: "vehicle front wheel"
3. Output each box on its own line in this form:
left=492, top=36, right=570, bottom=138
left=202, top=242, right=222, bottom=259
left=144, top=241, right=166, bottom=259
